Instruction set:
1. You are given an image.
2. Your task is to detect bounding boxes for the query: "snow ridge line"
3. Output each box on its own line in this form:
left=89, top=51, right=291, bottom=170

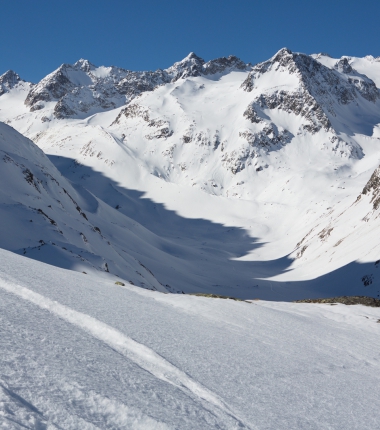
left=0, top=279, right=251, bottom=429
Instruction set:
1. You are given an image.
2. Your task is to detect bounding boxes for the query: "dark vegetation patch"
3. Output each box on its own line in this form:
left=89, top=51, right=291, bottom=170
left=189, top=293, right=243, bottom=301
left=294, top=296, right=380, bottom=307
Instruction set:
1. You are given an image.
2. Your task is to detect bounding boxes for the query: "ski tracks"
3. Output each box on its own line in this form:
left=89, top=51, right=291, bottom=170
left=0, top=280, right=252, bottom=429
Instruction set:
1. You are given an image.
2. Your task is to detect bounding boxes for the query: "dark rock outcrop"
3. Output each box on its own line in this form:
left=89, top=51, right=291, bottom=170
left=0, top=70, right=24, bottom=96
left=362, top=165, right=380, bottom=210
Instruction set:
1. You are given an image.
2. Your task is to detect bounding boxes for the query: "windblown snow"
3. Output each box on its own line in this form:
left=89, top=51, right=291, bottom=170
left=0, top=48, right=380, bottom=428
left=1, top=248, right=380, bottom=429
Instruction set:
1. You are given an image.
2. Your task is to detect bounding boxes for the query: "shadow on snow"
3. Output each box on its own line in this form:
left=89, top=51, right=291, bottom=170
left=36, top=154, right=380, bottom=301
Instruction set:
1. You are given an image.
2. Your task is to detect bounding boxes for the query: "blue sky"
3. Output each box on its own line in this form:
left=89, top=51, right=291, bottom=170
left=1, top=0, right=379, bottom=82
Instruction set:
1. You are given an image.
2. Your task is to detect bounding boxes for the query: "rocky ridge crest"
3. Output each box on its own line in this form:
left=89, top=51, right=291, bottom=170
left=0, top=70, right=24, bottom=96
left=241, top=48, right=379, bottom=135
left=24, top=53, right=251, bottom=119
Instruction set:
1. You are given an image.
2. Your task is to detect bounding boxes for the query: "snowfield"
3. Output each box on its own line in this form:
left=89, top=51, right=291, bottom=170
left=1, top=248, right=380, bottom=429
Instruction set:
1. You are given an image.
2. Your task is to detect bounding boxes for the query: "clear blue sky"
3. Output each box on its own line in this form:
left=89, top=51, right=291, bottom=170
left=1, top=0, right=379, bottom=82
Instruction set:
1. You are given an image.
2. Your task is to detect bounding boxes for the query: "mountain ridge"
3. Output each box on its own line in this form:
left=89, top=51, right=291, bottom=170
left=12, top=52, right=251, bottom=119
left=0, top=47, right=380, bottom=299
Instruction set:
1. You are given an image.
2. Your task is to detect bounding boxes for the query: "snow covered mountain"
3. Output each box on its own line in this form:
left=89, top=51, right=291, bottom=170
left=1, top=48, right=380, bottom=299
left=22, top=53, right=250, bottom=119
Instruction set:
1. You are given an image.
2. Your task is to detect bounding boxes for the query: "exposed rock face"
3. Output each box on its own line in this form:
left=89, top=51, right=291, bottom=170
left=249, top=91, right=331, bottom=134
left=165, top=52, right=206, bottom=80
left=116, top=70, right=169, bottom=98
left=112, top=103, right=173, bottom=140
left=334, top=58, right=353, bottom=74
left=362, top=165, right=380, bottom=210
left=203, top=55, right=249, bottom=75
left=334, top=57, right=379, bottom=102
left=241, top=48, right=379, bottom=133
left=221, top=124, right=291, bottom=174
left=25, top=60, right=128, bottom=116
left=239, top=124, right=292, bottom=148
left=0, top=70, right=24, bottom=96
left=23, top=53, right=251, bottom=119
left=166, top=53, right=249, bottom=79
left=25, top=66, right=76, bottom=111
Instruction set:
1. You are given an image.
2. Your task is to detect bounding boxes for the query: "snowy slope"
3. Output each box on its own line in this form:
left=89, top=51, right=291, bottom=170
left=313, top=52, right=380, bottom=87
left=0, top=48, right=380, bottom=299
left=1, top=248, right=380, bottom=429
left=0, top=121, right=171, bottom=291
left=0, top=120, right=296, bottom=299
left=20, top=54, right=250, bottom=120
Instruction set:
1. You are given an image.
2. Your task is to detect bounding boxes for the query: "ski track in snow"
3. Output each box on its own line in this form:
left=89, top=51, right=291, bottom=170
left=0, top=377, right=170, bottom=430
left=0, top=279, right=250, bottom=429
left=1, top=248, right=380, bottom=429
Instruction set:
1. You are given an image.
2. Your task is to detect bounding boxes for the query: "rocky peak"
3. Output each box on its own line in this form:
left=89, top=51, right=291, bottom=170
left=241, top=47, right=380, bottom=137
left=333, top=57, right=379, bottom=102
left=73, top=59, right=96, bottom=72
left=240, top=49, right=339, bottom=133
left=165, top=52, right=205, bottom=80
left=0, top=70, right=23, bottom=96
left=25, top=65, right=76, bottom=110
left=243, top=48, right=328, bottom=84
left=334, top=58, right=353, bottom=74
left=116, top=69, right=168, bottom=97
left=203, top=55, right=250, bottom=75
left=245, top=48, right=338, bottom=85
left=185, top=52, right=204, bottom=62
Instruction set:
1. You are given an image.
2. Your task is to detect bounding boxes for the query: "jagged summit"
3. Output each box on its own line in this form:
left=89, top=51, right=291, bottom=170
left=0, top=69, right=23, bottom=83
left=73, top=58, right=97, bottom=72
left=334, top=57, right=353, bottom=74
left=21, top=52, right=251, bottom=119
left=241, top=47, right=379, bottom=149
left=165, top=52, right=205, bottom=80
left=164, top=52, right=249, bottom=80
left=202, top=55, right=249, bottom=75
left=185, top=52, right=203, bottom=60
left=0, top=70, right=24, bottom=95
left=178, top=52, right=205, bottom=64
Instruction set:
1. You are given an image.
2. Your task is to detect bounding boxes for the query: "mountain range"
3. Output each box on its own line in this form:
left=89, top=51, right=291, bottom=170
left=1, top=48, right=380, bottom=300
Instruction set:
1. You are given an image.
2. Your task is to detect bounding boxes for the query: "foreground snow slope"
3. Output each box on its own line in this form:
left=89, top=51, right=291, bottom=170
left=0, top=248, right=379, bottom=429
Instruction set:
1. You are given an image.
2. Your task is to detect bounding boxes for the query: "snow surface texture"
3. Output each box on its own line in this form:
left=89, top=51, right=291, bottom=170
left=0, top=248, right=380, bottom=429
left=0, top=48, right=380, bottom=299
